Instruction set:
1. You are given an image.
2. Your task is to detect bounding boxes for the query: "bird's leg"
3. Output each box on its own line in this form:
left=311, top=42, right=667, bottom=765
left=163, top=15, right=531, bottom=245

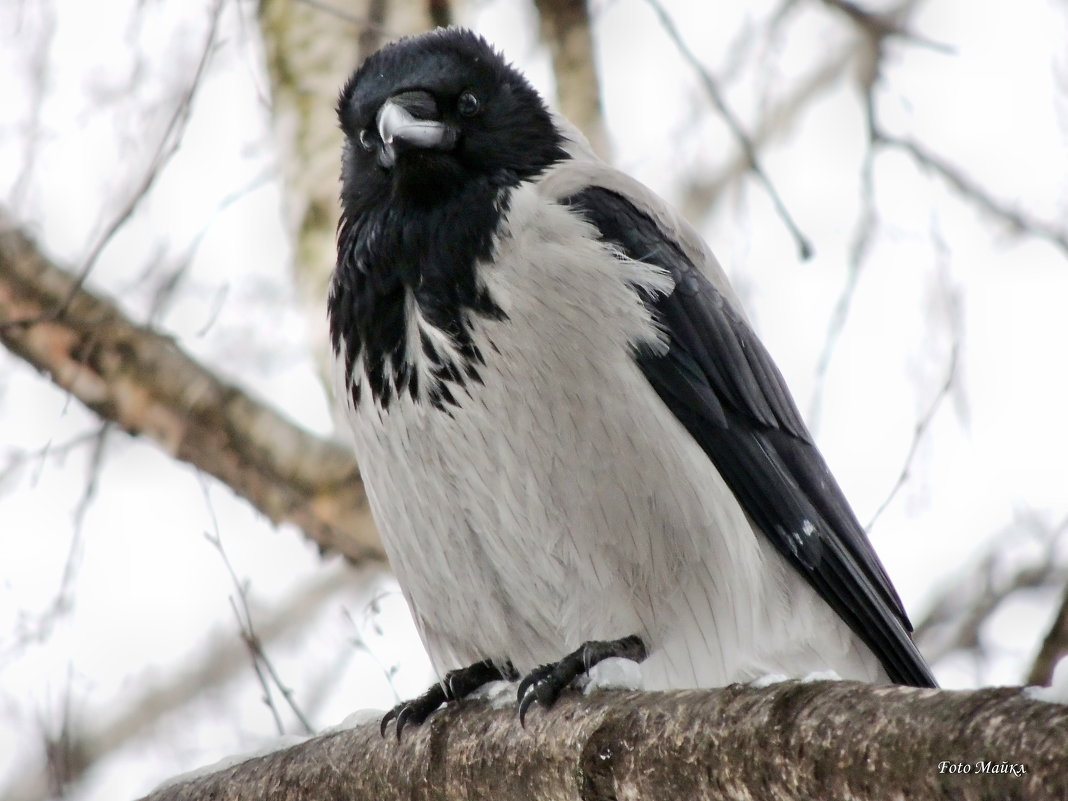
left=380, top=658, right=517, bottom=738
left=517, top=634, right=647, bottom=724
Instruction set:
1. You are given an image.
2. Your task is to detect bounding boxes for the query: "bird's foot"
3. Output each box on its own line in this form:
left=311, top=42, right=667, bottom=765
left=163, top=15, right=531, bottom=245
left=381, top=658, right=517, bottom=738
left=517, top=635, right=647, bottom=725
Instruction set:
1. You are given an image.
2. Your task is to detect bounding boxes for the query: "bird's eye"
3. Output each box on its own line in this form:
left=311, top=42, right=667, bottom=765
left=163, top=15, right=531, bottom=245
left=358, top=129, right=376, bottom=152
left=457, top=91, right=480, bottom=117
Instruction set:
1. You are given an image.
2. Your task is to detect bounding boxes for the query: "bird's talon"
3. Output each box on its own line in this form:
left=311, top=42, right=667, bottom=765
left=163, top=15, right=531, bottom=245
left=379, top=706, right=398, bottom=738
left=394, top=707, right=414, bottom=740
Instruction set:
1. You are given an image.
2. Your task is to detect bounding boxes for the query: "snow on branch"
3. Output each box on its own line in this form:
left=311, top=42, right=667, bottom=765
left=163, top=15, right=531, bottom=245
left=142, top=681, right=1064, bottom=801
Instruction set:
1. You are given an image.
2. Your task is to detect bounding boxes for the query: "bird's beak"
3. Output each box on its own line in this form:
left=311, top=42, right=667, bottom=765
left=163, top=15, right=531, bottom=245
left=376, top=90, right=457, bottom=168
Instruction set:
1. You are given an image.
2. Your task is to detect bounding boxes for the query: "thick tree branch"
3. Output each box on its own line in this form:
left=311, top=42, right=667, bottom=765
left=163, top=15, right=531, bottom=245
left=0, top=210, right=381, bottom=563
left=258, top=0, right=367, bottom=385
left=142, top=682, right=1064, bottom=800
left=533, top=0, right=608, bottom=157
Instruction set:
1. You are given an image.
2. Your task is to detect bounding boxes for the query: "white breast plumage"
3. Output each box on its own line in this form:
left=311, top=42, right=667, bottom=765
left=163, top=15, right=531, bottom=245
left=336, top=179, right=885, bottom=687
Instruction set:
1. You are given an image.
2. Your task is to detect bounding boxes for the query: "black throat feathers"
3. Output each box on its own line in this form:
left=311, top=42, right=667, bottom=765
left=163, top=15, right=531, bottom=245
left=329, top=177, right=508, bottom=412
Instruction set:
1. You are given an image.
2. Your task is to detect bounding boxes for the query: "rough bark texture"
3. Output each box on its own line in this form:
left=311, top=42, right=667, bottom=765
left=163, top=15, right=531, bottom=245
left=0, top=210, right=381, bottom=563
left=533, top=0, right=608, bottom=158
left=142, top=682, right=1065, bottom=801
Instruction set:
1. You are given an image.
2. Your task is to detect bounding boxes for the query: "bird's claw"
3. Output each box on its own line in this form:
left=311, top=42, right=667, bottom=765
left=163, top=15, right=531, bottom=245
left=516, top=635, right=648, bottom=725
left=380, top=683, right=446, bottom=738
left=517, top=663, right=563, bottom=726
left=379, top=658, right=517, bottom=738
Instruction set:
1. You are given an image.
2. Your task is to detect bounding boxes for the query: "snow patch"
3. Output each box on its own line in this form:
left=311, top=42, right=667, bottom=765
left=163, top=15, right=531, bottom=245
left=748, top=673, right=791, bottom=688
left=802, top=669, right=843, bottom=683
left=1025, top=656, right=1068, bottom=705
left=469, top=679, right=519, bottom=709
left=580, top=657, right=644, bottom=693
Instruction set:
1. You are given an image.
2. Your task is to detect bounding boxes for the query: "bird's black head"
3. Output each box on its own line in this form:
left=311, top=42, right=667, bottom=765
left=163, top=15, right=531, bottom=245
left=337, top=28, right=566, bottom=202
left=331, top=30, right=567, bottom=412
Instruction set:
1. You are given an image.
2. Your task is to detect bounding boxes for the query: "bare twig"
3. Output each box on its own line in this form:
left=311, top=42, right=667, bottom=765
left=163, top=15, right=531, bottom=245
left=0, top=422, right=114, bottom=665
left=7, top=0, right=56, bottom=210
left=644, top=0, right=813, bottom=260
left=3, top=567, right=356, bottom=801
left=144, top=168, right=274, bottom=326
left=914, top=514, right=1068, bottom=668
left=1029, top=585, right=1068, bottom=686
left=820, top=0, right=955, bottom=55
left=201, top=472, right=311, bottom=734
left=678, top=45, right=855, bottom=224
left=204, top=515, right=315, bottom=735
left=41, top=664, right=86, bottom=799
left=0, top=428, right=104, bottom=492
left=808, top=142, right=878, bottom=431
left=875, top=132, right=1068, bottom=258
left=0, top=0, right=226, bottom=332
left=866, top=339, right=959, bottom=531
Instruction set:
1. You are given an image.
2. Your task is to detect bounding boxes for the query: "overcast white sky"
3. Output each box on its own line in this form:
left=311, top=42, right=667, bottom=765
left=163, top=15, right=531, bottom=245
left=1, top=0, right=1067, bottom=798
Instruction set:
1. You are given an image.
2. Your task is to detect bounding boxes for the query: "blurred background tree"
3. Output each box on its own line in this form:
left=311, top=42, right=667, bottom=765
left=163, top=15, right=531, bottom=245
left=1, top=0, right=1066, bottom=798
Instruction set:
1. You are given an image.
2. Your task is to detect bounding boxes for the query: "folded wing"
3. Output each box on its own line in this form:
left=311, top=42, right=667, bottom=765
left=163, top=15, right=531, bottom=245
left=561, top=185, right=936, bottom=688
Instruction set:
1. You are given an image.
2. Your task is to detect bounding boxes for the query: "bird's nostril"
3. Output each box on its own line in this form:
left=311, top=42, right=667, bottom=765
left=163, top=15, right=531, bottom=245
left=389, top=90, right=440, bottom=121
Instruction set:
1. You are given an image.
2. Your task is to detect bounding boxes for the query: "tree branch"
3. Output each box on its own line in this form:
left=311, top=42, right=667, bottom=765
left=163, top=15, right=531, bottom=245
left=914, top=515, right=1068, bottom=672
left=1029, top=586, right=1068, bottom=687
left=533, top=0, right=608, bottom=157
left=644, top=0, right=813, bottom=260
left=4, top=567, right=358, bottom=801
left=875, top=133, right=1068, bottom=258
left=142, top=682, right=1064, bottom=800
left=0, top=209, right=381, bottom=563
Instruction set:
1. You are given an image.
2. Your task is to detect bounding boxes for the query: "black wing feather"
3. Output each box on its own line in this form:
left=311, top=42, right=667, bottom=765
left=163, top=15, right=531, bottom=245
left=563, top=186, right=935, bottom=688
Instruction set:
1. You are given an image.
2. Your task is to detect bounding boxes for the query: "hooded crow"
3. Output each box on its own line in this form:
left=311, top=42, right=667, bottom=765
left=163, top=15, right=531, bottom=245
left=329, top=28, right=936, bottom=734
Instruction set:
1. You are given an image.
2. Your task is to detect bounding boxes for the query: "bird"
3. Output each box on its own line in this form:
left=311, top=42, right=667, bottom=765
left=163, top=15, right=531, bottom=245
left=329, top=27, right=936, bottom=735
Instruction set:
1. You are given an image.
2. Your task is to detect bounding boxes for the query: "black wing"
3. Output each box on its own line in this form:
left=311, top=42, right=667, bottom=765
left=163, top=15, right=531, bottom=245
left=563, top=186, right=936, bottom=688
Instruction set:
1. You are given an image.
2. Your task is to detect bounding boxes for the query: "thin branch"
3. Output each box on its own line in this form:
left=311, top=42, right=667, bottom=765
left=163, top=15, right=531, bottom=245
left=0, top=0, right=226, bottom=332
left=644, top=0, right=813, bottom=260
left=142, top=683, right=1066, bottom=801
left=3, top=567, right=357, bottom=801
left=1029, top=584, right=1068, bottom=686
left=875, top=132, right=1068, bottom=258
left=866, top=339, right=959, bottom=530
left=808, top=140, right=878, bottom=431
left=914, top=515, right=1068, bottom=669
left=678, top=43, right=855, bottom=224
left=144, top=167, right=274, bottom=326
left=0, top=208, right=381, bottom=563
left=0, top=422, right=114, bottom=665
left=204, top=490, right=315, bottom=735
left=7, top=0, right=56, bottom=211
left=819, top=0, right=955, bottom=55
